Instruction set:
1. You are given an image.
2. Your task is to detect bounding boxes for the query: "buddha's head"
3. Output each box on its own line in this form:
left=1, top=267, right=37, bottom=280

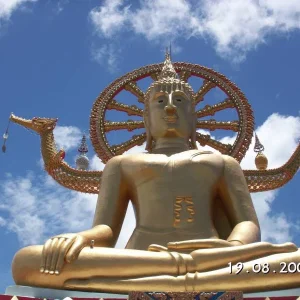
left=144, top=52, right=197, bottom=151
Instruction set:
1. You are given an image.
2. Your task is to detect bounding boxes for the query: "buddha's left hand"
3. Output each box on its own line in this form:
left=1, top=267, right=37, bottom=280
left=148, top=238, right=234, bottom=252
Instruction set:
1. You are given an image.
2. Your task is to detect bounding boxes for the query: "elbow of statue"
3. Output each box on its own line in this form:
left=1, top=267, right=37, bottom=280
left=230, top=221, right=261, bottom=244
left=248, top=224, right=262, bottom=244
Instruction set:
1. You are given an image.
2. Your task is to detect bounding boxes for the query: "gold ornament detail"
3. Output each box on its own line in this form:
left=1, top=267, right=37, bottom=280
left=254, top=133, right=268, bottom=170
left=9, top=58, right=300, bottom=194
left=173, top=196, right=195, bottom=227
left=255, top=153, right=268, bottom=170
left=90, top=61, right=254, bottom=163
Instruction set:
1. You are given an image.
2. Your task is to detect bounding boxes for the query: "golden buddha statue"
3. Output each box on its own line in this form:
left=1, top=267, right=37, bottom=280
left=10, top=52, right=300, bottom=294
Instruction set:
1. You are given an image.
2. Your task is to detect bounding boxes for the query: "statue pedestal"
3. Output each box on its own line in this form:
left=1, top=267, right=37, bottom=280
left=4, top=285, right=126, bottom=299
left=128, top=292, right=242, bottom=299
left=3, top=286, right=300, bottom=299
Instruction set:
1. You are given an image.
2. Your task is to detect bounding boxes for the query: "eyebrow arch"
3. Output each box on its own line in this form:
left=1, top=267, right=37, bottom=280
left=153, top=92, right=168, bottom=98
left=172, top=91, right=187, bottom=97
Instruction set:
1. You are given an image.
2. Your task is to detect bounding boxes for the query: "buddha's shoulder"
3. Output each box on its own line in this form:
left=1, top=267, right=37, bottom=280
left=187, top=150, right=239, bottom=166
left=105, top=151, right=240, bottom=166
left=105, top=152, right=149, bottom=165
left=187, top=149, right=221, bottom=160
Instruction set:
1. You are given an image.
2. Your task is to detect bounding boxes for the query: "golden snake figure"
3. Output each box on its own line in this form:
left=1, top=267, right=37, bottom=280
left=10, top=53, right=300, bottom=293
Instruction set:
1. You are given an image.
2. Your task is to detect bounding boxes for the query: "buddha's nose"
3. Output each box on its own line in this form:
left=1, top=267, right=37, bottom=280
left=164, top=95, right=177, bottom=115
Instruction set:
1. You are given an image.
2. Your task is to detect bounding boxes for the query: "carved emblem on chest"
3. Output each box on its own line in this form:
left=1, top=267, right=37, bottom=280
left=173, top=196, right=195, bottom=227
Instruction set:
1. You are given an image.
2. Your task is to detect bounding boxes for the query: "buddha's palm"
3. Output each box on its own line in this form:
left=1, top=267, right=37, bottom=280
left=148, top=238, right=233, bottom=252
left=40, top=233, right=89, bottom=275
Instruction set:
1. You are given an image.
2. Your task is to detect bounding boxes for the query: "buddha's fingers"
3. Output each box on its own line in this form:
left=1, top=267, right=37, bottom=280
left=45, top=238, right=59, bottom=273
left=273, top=242, right=298, bottom=253
left=55, top=239, right=74, bottom=274
left=168, top=239, right=232, bottom=250
left=148, top=244, right=168, bottom=252
left=40, top=238, right=52, bottom=273
left=49, top=238, right=65, bottom=274
left=64, top=276, right=184, bottom=293
left=65, top=236, right=86, bottom=263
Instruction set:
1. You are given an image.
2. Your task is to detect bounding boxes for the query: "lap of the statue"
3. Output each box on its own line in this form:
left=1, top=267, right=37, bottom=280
left=126, top=226, right=219, bottom=250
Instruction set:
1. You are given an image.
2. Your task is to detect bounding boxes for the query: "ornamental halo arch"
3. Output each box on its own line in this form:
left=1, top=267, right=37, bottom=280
left=90, top=62, right=254, bottom=164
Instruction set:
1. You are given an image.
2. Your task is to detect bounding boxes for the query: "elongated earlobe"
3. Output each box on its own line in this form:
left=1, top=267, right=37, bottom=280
left=190, top=133, right=197, bottom=149
left=144, top=113, right=153, bottom=152
left=190, top=114, right=198, bottom=149
left=145, top=130, right=153, bottom=152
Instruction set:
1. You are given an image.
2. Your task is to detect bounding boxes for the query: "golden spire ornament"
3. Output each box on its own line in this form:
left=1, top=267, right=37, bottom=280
left=157, top=48, right=178, bottom=80
left=254, top=132, right=268, bottom=170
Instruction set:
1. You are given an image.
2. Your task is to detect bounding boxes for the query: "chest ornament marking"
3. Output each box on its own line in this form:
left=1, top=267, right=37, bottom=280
left=173, top=196, right=195, bottom=227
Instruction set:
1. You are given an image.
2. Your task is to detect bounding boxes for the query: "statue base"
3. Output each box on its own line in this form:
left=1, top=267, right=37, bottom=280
left=128, top=291, right=242, bottom=299
left=3, top=286, right=300, bottom=299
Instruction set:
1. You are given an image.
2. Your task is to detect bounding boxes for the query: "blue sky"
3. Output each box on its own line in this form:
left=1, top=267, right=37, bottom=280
left=0, top=0, right=300, bottom=292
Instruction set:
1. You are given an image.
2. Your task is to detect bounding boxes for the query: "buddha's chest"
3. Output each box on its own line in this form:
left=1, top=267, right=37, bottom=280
left=123, top=151, right=224, bottom=230
left=124, top=151, right=223, bottom=189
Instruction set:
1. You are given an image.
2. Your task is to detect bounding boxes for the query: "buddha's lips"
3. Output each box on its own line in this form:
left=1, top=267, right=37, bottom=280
left=163, top=116, right=178, bottom=123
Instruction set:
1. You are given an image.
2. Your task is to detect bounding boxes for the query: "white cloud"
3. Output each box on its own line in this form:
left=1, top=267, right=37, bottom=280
left=252, top=190, right=292, bottom=243
left=89, top=0, right=130, bottom=38
left=0, top=0, right=37, bottom=20
left=54, top=125, right=82, bottom=152
left=90, top=154, right=105, bottom=171
left=129, top=0, right=198, bottom=41
left=90, top=44, right=119, bottom=72
left=0, top=173, right=97, bottom=245
left=54, top=0, right=68, bottom=15
left=90, top=0, right=300, bottom=62
left=0, top=216, right=6, bottom=227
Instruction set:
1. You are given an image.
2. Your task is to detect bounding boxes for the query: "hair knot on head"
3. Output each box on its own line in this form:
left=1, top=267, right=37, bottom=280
left=158, top=49, right=178, bottom=81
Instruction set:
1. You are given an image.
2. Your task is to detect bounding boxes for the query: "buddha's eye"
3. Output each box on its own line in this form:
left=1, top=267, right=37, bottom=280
left=176, top=98, right=182, bottom=102
left=158, top=99, right=164, bottom=103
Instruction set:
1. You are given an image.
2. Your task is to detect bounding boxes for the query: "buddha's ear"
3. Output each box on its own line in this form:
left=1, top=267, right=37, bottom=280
left=190, top=113, right=198, bottom=149
left=145, top=127, right=153, bottom=152
left=144, top=111, right=153, bottom=152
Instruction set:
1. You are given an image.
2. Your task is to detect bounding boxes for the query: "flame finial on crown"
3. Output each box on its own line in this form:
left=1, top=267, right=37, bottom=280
left=158, top=48, right=178, bottom=80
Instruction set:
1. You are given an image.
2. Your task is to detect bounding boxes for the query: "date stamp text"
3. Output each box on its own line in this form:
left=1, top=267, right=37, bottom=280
left=228, top=262, right=300, bottom=274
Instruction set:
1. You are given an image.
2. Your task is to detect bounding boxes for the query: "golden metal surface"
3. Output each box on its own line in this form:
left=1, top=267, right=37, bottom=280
left=173, top=197, right=195, bottom=227
left=107, top=99, right=144, bottom=117
left=255, top=153, right=268, bottom=170
left=9, top=112, right=299, bottom=194
left=10, top=54, right=300, bottom=293
left=196, top=99, right=235, bottom=118
left=104, top=120, right=145, bottom=132
left=90, top=60, right=254, bottom=163
left=195, top=80, right=216, bottom=104
left=10, top=114, right=102, bottom=193
left=196, top=120, right=240, bottom=132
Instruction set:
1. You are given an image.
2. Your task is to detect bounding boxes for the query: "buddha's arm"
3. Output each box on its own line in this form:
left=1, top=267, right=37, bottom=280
left=37, top=156, right=129, bottom=274
left=91, top=155, right=130, bottom=247
left=60, top=156, right=129, bottom=249
left=218, top=155, right=261, bottom=245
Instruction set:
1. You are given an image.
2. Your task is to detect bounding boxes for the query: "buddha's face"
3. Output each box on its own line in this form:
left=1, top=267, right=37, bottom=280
left=148, top=90, right=195, bottom=140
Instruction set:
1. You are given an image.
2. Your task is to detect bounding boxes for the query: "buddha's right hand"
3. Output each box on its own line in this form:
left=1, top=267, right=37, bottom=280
left=40, top=233, right=89, bottom=275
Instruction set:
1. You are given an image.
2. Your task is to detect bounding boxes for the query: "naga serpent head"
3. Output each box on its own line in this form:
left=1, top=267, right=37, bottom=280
left=10, top=114, right=58, bottom=135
